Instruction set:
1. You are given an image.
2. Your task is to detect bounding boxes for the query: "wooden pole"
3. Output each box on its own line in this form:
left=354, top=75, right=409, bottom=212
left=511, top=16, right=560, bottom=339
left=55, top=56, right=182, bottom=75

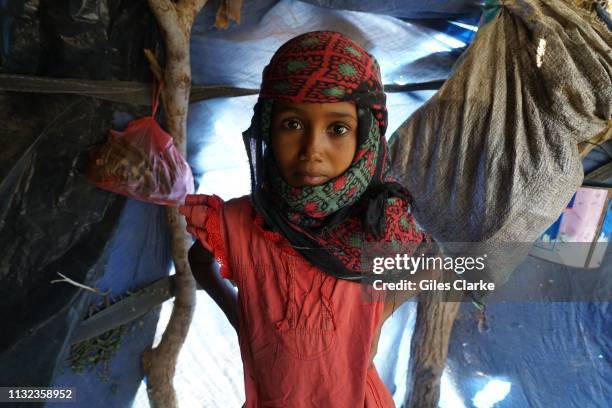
left=404, top=271, right=462, bottom=408
left=141, top=1, right=207, bottom=407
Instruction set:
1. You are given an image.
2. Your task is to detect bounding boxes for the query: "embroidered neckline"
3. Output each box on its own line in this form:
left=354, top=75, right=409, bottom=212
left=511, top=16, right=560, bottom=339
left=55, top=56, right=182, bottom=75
left=252, top=211, right=301, bottom=257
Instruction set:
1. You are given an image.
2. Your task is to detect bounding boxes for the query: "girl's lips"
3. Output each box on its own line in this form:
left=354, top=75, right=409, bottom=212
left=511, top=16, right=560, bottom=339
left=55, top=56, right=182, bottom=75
left=295, top=172, right=328, bottom=185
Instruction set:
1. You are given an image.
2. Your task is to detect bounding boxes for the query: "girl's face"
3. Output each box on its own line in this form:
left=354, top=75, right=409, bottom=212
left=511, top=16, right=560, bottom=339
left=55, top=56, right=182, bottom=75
left=271, top=101, right=358, bottom=187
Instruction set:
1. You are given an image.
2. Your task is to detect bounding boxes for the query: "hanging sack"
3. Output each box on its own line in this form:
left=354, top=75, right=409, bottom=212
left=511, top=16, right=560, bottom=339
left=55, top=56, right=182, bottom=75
left=88, top=82, right=194, bottom=205
left=390, top=0, right=612, bottom=292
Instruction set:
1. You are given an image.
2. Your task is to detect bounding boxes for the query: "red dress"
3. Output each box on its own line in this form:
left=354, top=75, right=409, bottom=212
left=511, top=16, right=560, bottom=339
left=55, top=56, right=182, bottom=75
left=186, top=194, right=395, bottom=408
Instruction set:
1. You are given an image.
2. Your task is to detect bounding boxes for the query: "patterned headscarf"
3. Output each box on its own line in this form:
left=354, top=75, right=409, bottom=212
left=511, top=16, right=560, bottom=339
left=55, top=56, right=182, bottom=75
left=244, top=31, right=427, bottom=280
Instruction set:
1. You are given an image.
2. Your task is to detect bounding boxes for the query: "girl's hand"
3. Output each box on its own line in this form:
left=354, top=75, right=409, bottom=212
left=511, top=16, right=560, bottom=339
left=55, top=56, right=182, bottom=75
left=181, top=194, right=238, bottom=333
left=179, top=194, right=214, bottom=253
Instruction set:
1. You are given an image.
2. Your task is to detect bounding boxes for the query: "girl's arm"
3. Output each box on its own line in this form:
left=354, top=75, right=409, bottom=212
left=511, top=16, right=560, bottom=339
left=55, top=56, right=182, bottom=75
left=369, top=263, right=442, bottom=363
left=188, top=240, right=239, bottom=333
left=381, top=264, right=442, bottom=321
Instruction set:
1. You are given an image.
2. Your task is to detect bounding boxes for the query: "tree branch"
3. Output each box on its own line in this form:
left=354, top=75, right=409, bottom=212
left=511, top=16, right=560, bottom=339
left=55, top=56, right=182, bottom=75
left=142, top=0, right=208, bottom=407
left=404, top=270, right=462, bottom=408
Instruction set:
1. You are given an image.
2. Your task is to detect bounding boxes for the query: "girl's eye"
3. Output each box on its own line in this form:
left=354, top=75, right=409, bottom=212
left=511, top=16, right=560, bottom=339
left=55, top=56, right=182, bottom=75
left=330, top=124, right=349, bottom=136
left=282, top=119, right=302, bottom=130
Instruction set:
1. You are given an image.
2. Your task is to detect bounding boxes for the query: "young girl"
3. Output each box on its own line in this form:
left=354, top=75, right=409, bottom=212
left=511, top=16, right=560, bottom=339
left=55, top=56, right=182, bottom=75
left=179, top=31, right=435, bottom=407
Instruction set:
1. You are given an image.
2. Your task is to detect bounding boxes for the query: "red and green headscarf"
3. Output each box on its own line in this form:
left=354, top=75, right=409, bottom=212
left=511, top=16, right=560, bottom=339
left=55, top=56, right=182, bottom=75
left=243, top=31, right=428, bottom=280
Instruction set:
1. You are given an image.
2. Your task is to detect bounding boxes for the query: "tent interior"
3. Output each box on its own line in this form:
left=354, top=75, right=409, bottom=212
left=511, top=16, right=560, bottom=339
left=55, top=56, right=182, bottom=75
left=1, top=0, right=611, bottom=407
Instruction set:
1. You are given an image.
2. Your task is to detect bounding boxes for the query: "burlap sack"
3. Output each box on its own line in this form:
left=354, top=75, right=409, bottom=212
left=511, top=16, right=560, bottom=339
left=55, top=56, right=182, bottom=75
left=390, top=0, right=611, bottom=290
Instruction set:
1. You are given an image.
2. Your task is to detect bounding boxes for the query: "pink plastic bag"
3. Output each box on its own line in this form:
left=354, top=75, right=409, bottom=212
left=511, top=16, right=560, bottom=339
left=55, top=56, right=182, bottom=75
left=88, top=83, right=194, bottom=205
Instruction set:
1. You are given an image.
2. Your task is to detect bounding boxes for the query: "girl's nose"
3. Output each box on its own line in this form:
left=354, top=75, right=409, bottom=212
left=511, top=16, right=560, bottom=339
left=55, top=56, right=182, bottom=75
left=298, top=128, right=325, bottom=162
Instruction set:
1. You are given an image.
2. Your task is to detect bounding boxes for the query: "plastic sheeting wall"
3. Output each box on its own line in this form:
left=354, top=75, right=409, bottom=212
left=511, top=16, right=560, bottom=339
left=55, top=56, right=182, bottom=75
left=0, top=1, right=168, bottom=406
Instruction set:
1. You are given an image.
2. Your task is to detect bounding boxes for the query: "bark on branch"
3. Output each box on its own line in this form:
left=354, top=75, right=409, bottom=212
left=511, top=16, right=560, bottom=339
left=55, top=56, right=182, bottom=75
left=405, top=271, right=462, bottom=408
left=142, top=1, right=207, bottom=407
